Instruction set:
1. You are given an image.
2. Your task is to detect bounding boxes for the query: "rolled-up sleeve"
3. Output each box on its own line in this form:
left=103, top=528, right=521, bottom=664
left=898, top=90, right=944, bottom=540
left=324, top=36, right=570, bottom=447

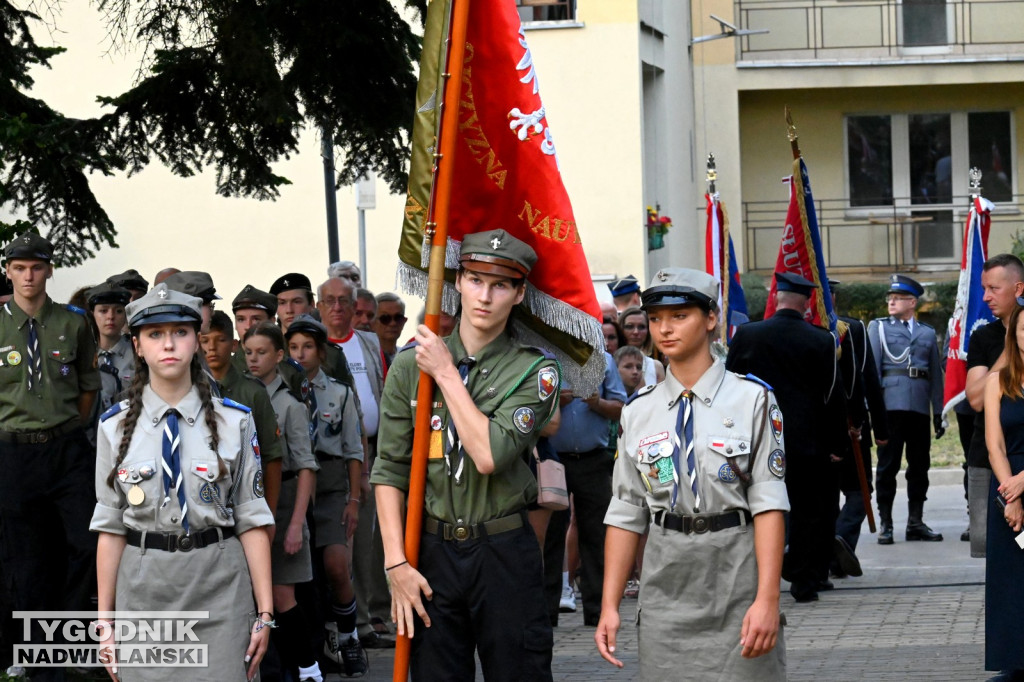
left=604, top=407, right=651, bottom=534
left=90, top=420, right=126, bottom=535
left=371, top=351, right=415, bottom=491
left=285, top=401, right=318, bottom=473
left=747, top=389, right=790, bottom=516
left=232, top=414, right=275, bottom=533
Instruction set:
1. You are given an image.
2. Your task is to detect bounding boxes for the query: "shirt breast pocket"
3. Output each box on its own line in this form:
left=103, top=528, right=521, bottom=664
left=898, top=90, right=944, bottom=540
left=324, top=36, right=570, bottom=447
left=0, top=361, right=22, bottom=386
left=705, top=436, right=750, bottom=486
left=114, top=457, right=161, bottom=509
left=188, top=460, right=229, bottom=510
left=47, top=347, right=77, bottom=383
left=634, top=440, right=675, bottom=488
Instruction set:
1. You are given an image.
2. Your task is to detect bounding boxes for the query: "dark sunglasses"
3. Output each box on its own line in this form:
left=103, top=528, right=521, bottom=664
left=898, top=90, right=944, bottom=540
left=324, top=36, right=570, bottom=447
left=378, top=314, right=407, bottom=325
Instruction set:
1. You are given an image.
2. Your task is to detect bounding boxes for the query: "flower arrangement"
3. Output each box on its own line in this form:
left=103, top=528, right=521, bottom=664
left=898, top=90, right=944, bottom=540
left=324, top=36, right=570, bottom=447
left=647, top=205, right=672, bottom=251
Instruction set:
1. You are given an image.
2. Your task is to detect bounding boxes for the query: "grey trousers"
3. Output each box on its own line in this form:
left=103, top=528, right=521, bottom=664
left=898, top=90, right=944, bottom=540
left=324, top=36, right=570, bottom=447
left=968, top=466, right=991, bottom=558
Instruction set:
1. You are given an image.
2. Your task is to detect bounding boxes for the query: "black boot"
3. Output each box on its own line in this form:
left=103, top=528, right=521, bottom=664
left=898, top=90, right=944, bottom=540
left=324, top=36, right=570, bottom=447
left=878, top=506, right=894, bottom=545
left=906, top=501, right=943, bottom=541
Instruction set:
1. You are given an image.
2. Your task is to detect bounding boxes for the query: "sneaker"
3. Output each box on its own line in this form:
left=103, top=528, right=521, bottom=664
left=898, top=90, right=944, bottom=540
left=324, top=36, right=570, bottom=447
left=324, top=624, right=368, bottom=677
left=559, top=583, right=577, bottom=613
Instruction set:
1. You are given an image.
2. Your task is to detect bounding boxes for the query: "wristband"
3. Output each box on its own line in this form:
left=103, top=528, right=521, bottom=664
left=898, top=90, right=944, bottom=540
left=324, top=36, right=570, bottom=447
left=385, top=560, right=408, bottom=572
left=349, top=498, right=361, bottom=504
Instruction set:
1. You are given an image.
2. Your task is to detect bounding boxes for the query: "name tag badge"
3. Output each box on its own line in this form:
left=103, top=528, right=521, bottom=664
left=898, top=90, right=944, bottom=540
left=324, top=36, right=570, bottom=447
left=638, top=432, right=669, bottom=448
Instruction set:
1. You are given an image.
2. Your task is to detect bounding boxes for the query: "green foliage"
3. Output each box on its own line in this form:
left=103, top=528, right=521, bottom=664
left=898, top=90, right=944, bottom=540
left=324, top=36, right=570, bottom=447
left=1011, top=228, right=1024, bottom=262
left=1, top=0, right=424, bottom=265
left=740, top=272, right=767, bottom=321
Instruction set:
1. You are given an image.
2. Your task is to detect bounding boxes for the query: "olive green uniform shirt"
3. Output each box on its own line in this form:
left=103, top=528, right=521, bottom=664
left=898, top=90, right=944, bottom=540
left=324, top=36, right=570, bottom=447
left=217, top=364, right=283, bottom=464
left=372, top=325, right=559, bottom=524
left=0, top=297, right=100, bottom=431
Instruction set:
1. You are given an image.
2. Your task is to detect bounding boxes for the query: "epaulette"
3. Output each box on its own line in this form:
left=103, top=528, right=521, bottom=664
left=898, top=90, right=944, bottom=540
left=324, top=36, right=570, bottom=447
left=100, top=399, right=128, bottom=422
left=525, top=345, right=558, bottom=361
left=918, top=320, right=935, bottom=330
left=743, top=374, right=773, bottom=391
left=64, top=304, right=86, bottom=315
left=284, top=357, right=304, bottom=373
left=626, top=384, right=656, bottom=405
left=326, top=375, right=339, bottom=383
left=397, top=340, right=418, bottom=354
left=221, top=397, right=252, bottom=413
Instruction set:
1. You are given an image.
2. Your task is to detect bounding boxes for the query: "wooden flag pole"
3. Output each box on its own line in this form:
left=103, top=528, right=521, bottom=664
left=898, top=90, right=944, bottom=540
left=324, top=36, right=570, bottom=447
left=394, top=1, right=471, bottom=679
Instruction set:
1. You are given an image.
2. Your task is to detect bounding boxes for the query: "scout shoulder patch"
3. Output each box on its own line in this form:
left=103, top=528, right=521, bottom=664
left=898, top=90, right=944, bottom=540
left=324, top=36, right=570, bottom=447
left=63, top=304, right=86, bottom=315
left=513, top=406, right=536, bottom=434
left=769, top=405, right=783, bottom=444
left=626, top=384, right=656, bottom=405
left=768, top=449, right=786, bottom=478
left=742, top=373, right=773, bottom=391
left=101, top=399, right=128, bottom=422
left=250, top=432, right=262, bottom=464
left=221, top=397, right=251, bottom=413
left=252, top=469, right=265, bottom=497
left=537, top=366, right=557, bottom=401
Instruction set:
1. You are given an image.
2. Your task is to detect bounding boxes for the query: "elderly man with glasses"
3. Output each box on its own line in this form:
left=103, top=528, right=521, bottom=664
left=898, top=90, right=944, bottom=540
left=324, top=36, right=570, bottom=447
left=867, top=274, right=945, bottom=545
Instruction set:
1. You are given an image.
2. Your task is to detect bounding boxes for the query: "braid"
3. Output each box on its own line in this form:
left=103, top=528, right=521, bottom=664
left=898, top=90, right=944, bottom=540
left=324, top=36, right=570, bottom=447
left=106, top=357, right=149, bottom=488
left=192, top=357, right=227, bottom=479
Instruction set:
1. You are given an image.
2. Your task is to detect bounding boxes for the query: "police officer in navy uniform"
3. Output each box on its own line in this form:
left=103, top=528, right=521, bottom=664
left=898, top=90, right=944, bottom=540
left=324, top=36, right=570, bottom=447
left=0, top=233, right=101, bottom=680
left=868, top=274, right=945, bottom=544
left=726, top=271, right=848, bottom=603
left=608, top=275, right=641, bottom=314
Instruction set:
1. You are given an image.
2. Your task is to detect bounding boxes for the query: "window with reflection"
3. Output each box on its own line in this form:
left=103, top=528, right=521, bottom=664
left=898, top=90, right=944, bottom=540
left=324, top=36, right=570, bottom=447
left=909, top=114, right=952, bottom=205
left=969, top=112, right=1014, bottom=202
left=847, top=116, right=894, bottom=206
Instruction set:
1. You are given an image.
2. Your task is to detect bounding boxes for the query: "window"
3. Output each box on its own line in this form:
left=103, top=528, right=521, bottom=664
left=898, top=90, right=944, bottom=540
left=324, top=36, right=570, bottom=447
left=968, top=112, right=1014, bottom=202
left=517, top=0, right=576, bottom=22
left=902, top=0, right=949, bottom=46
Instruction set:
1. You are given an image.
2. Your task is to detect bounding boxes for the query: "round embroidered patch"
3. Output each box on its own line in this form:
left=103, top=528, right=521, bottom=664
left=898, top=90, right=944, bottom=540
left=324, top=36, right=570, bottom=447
left=769, top=405, right=783, bottom=443
left=718, top=463, right=738, bottom=483
left=59, top=364, right=70, bottom=376
left=430, top=415, right=443, bottom=431
left=768, top=449, right=786, bottom=478
left=7, top=351, right=21, bottom=366
left=199, top=481, right=221, bottom=504
left=513, top=406, right=536, bottom=434
left=253, top=469, right=265, bottom=498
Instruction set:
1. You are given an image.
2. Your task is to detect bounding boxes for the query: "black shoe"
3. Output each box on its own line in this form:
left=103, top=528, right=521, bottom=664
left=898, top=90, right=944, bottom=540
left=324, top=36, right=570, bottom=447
left=583, top=615, right=600, bottom=627
left=830, top=560, right=848, bottom=580
left=906, top=521, right=943, bottom=542
left=878, top=522, right=894, bottom=545
left=791, top=589, right=819, bottom=603
left=961, top=528, right=970, bottom=542
left=985, top=671, right=1024, bottom=682
left=833, top=535, right=863, bottom=577
left=817, top=580, right=835, bottom=591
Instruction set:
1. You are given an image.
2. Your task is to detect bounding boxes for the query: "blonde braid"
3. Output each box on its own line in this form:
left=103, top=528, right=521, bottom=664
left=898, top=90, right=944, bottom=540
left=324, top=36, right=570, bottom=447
left=192, top=358, right=227, bottom=479
left=106, top=358, right=148, bottom=489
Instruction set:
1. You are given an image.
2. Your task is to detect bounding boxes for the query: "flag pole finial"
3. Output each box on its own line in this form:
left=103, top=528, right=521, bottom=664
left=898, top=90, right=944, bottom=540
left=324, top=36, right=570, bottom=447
left=706, top=153, right=717, bottom=195
left=785, top=106, right=800, bottom=159
left=969, top=167, right=983, bottom=198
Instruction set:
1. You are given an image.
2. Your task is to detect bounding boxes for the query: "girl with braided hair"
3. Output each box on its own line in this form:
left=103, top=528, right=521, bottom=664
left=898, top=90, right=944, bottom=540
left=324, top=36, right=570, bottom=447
left=90, top=283, right=275, bottom=682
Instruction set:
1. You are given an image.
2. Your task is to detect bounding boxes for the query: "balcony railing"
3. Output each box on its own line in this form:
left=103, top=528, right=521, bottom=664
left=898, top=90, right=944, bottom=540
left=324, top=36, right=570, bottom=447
left=736, top=0, right=1024, bottom=61
left=738, top=194, right=1024, bottom=275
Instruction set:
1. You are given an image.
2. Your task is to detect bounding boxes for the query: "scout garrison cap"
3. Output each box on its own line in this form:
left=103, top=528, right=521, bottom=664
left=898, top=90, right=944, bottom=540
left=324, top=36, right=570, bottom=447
left=270, top=273, right=312, bottom=296
left=86, top=282, right=132, bottom=309
left=126, top=283, right=203, bottom=328
left=285, top=313, right=328, bottom=343
left=775, top=271, right=817, bottom=298
left=232, top=285, right=278, bottom=315
left=887, top=274, right=924, bottom=298
left=4, top=233, right=53, bottom=263
left=163, top=271, right=222, bottom=303
left=641, top=268, right=718, bottom=312
left=608, top=275, right=640, bottom=298
left=106, top=269, right=149, bottom=293
left=459, top=229, right=536, bottom=279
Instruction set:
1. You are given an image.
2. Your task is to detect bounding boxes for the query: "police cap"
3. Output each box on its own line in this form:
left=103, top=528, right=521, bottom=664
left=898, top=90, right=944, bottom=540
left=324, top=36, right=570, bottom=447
left=641, top=268, right=718, bottom=312
left=459, top=229, right=536, bottom=280
left=232, top=284, right=278, bottom=315
left=86, top=282, right=132, bottom=309
left=126, top=283, right=203, bottom=329
left=4, top=233, right=53, bottom=263
left=775, top=271, right=817, bottom=298
left=163, top=271, right=222, bottom=303
left=608, top=275, right=640, bottom=298
left=887, top=274, right=924, bottom=298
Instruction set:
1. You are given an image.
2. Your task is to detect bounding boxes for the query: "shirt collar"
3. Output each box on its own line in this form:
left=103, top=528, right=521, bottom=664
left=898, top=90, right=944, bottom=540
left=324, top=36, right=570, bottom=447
left=664, top=357, right=727, bottom=408
left=310, top=367, right=329, bottom=389
left=445, top=322, right=514, bottom=370
left=265, top=374, right=285, bottom=394
left=5, top=297, right=55, bottom=329
left=141, top=384, right=203, bottom=425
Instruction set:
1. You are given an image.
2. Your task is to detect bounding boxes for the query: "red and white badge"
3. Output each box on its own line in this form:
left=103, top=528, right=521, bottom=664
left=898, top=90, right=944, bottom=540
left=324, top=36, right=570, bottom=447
left=538, top=367, right=557, bottom=400
left=430, top=415, right=443, bottom=431
left=638, top=432, right=669, bottom=448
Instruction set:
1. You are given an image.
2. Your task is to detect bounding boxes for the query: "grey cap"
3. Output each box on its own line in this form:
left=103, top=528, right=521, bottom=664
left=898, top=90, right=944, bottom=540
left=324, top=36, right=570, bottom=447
left=163, top=271, right=221, bottom=303
left=641, top=268, right=719, bottom=312
left=285, top=313, right=328, bottom=342
left=126, top=283, right=203, bottom=328
left=86, top=282, right=132, bottom=309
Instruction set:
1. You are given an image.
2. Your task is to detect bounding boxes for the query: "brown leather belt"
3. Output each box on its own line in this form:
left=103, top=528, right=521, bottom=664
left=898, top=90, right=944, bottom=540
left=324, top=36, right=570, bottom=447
left=125, top=527, right=234, bottom=552
left=424, top=512, right=524, bottom=542
left=0, top=420, right=81, bottom=444
left=653, top=509, right=752, bottom=535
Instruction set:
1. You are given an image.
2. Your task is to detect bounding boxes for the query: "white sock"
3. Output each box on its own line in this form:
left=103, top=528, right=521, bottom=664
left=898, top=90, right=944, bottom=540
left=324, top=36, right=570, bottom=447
left=348, top=627, right=359, bottom=641
left=297, top=662, right=323, bottom=682
left=562, top=570, right=570, bottom=590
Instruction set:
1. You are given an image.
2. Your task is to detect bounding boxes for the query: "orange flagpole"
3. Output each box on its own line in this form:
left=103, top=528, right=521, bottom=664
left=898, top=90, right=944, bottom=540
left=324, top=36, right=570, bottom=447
left=393, top=0, right=471, bottom=679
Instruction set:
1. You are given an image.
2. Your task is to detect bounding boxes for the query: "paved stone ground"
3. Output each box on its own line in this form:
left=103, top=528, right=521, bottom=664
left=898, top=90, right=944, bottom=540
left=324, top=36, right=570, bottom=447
left=334, top=471, right=991, bottom=681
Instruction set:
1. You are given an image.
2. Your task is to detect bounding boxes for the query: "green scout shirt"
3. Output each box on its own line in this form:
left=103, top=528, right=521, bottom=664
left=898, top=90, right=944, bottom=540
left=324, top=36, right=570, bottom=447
left=372, top=325, right=559, bottom=524
left=217, top=364, right=284, bottom=464
left=0, top=297, right=100, bottom=431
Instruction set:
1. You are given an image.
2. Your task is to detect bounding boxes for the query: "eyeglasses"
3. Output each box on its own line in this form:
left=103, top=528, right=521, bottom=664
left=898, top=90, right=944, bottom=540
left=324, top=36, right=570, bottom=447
left=378, top=314, right=407, bottom=325
left=319, top=297, right=352, bottom=309
left=623, top=324, right=648, bottom=332
left=886, top=295, right=915, bottom=303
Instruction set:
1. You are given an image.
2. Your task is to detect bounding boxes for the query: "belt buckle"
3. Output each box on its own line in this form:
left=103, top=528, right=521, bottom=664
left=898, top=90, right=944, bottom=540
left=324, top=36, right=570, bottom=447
left=452, top=524, right=470, bottom=541
left=692, top=517, right=709, bottom=534
left=908, top=367, right=920, bottom=378
left=176, top=535, right=195, bottom=552
left=32, top=432, right=48, bottom=444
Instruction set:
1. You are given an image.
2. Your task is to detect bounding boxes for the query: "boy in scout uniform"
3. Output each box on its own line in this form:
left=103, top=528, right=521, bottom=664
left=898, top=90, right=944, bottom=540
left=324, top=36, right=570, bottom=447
left=230, top=284, right=278, bottom=374
left=0, top=233, right=101, bottom=677
left=373, top=230, right=560, bottom=680
left=868, top=274, right=945, bottom=544
left=598, top=268, right=789, bottom=681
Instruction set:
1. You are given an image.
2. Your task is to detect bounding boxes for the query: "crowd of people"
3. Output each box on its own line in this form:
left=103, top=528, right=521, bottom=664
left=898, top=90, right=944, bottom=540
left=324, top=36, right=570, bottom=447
left=0, top=228, right=1021, bottom=681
